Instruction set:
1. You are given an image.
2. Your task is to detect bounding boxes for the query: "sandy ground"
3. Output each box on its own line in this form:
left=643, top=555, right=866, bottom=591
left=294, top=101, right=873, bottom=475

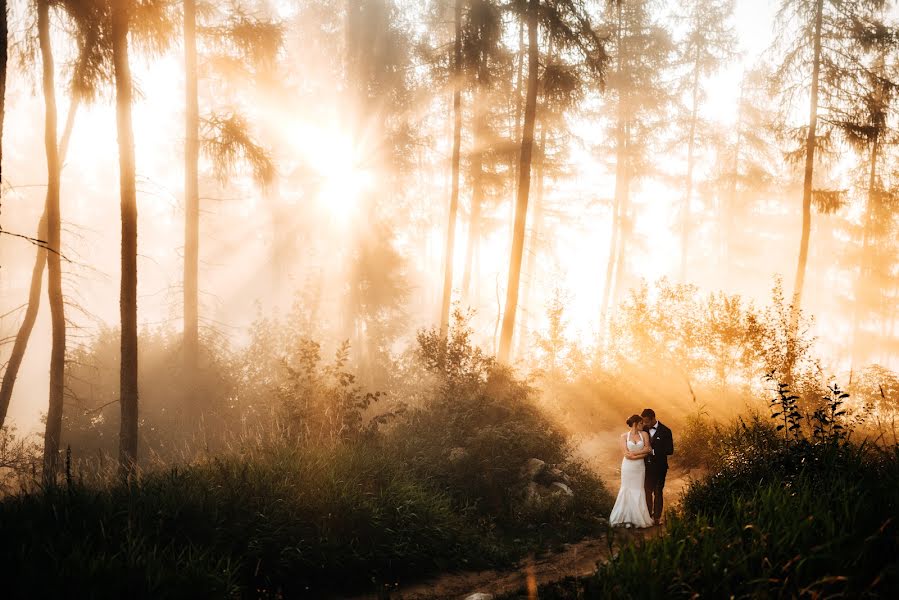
left=347, top=432, right=699, bottom=600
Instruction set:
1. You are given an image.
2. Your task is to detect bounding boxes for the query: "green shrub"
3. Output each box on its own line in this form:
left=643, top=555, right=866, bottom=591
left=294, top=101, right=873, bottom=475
left=389, top=313, right=612, bottom=534
left=671, top=410, right=718, bottom=470
left=0, top=442, right=493, bottom=599
left=530, top=418, right=899, bottom=599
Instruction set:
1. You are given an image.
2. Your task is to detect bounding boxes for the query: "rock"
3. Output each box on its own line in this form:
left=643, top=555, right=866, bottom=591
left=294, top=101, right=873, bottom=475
left=448, top=447, right=467, bottom=462
left=522, top=458, right=546, bottom=480
left=464, top=594, right=494, bottom=600
left=550, top=481, right=574, bottom=497
left=547, top=467, right=572, bottom=486
left=524, top=481, right=542, bottom=504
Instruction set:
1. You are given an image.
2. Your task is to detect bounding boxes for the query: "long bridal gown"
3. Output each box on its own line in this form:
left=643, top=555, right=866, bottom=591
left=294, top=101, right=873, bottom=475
left=609, top=434, right=654, bottom=527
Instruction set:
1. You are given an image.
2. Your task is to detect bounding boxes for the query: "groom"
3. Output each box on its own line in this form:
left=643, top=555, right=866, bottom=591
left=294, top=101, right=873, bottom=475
left=641, top=408, right=674, bottom=524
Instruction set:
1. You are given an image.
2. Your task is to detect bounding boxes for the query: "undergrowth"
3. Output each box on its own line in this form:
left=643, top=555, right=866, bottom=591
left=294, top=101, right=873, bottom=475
left=518, top=384, right=899, bottom=599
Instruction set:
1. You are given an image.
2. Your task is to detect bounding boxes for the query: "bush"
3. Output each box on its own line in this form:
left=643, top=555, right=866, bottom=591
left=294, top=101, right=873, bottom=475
left=63, top=327, right=241, bottom=463
left=670, top=410, right=718, bottom=470
left=388, top=314, right=612, bottom=534
left=0, top=442, right=491, bottom=599
left=0, top=426, right=40, bottom=495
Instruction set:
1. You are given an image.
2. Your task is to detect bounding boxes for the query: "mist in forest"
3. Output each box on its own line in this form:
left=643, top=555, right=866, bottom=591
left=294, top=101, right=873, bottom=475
left=1, top=0, right=899, bottom=464
left=4, top=1, right=899, bottom=597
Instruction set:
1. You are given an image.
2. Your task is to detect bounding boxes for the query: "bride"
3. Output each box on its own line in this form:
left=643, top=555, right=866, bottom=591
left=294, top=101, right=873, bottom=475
left=609, top=414, right=655, bottom=528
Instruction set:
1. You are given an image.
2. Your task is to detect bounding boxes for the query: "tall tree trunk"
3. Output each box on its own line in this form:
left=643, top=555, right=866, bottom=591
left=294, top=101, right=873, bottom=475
left=520, top=119, right=551, bottom=352
left=518, top=38, right=552, bottom=358
left=611, top=145, right=631, bottom=307
left=517, top=123, right=545, bottom=357
left=600, top=125, right=626, bottom=328
left=514, top=18, right=524, bottom=148
left=792, top=0, right=823, bottom=320
left=722, top=80, right=744, bottom=288
left=600, top=2, right=625, bottom=329
left=680, top=44, right=701, bottom=283
left=37, top=0, right=66, bottom=484
left=0, top=99, right=78, bottom=430
left=183, top=0, right=200, bottom=392
left=461, top=74, right=487, bottom=303
left=509, top=18, right=524, bottom=190
left=0, top=217, right=46, bottom=429
left=498, top=0, right=538, bottom=363
left=851, top=138, right=879, bottom=371
left=1, top=0, right=7, bottom=173
left=111, top=1, right=139, bottom=477
left=439, top=0, right=463, bottom=337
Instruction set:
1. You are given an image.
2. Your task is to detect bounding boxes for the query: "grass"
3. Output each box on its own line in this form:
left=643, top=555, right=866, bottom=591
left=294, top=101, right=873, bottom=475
left=0, top=439, right=611, bottom=599
left=519, top=423, right=899, bottom=599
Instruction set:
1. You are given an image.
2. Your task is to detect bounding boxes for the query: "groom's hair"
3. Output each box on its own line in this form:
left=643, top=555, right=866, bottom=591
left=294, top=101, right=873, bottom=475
left=641, top=408, right=656, bottom=420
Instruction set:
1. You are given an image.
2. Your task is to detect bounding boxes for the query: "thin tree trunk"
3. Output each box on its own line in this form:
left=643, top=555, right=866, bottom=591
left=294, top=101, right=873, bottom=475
left=792, top=0, right=823, bottom=320
left=498, top=0, right=538, bottom=363
left=510, top=18, right=524, bottom=186
left=518, top=104, right=547, bottom=358
left=851, top=138, right=879, bottom=371
left=111, top=1, right=139, bottom=477
left=518, top=38, right=552, bottom=357
left=1, top=0, right=7, bottom=173
left=0, top=215, right=46, bottom=429
left=439, top=0, right=463, bottom=337
left=611, top=145, right=631, bottom=307
left=680, top=44, right=701, bottom=283
left=184, top=0, right=200, bottom=394
left=461, top=78, right=487, bottom=303
left=600, top=2, right=625, bottom=329
left=514, top=18, right=524, bottom=147
left=37, top=0, right=65, bottom=484
left=601, top=126, right=626, bottom=328
left=723, top=80, right=745, bottom=287
left=0, top=98, right=77, bottom=430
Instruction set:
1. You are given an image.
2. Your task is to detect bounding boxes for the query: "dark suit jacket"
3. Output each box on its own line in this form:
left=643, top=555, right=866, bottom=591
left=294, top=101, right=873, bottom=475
left=644, top=421, right=674, bottom=471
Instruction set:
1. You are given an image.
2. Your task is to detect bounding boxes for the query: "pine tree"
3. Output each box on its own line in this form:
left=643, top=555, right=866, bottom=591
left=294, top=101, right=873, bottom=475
left=674, top=0, right=736, bottom=282
left=773, top=0, right=889, bottom=320
left=440, top=0, right=464, bottom=337
left=599, top=0, right=673, bottom=328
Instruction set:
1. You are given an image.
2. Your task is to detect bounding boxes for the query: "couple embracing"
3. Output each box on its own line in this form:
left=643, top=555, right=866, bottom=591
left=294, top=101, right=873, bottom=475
left=609, top=408, right=674, bottom=528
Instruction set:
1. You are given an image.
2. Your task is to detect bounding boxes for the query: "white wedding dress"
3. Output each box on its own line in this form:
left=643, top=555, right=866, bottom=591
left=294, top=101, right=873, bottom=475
left=609, top=434, right=654, bottom=528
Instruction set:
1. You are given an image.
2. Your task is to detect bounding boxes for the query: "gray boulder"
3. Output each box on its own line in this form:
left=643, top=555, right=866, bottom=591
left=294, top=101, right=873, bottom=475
left=522, top=457, right=546, bottom=480
left=547, top=467, right=572, bottom=486
left=550, top=481, right=574, bottom=497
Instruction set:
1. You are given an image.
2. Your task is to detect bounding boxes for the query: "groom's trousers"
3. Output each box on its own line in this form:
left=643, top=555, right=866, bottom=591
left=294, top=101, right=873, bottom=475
left=644, top=466, right=667, bottom=521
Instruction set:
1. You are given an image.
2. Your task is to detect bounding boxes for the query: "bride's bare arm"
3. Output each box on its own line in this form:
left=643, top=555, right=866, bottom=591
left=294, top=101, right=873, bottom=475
left=629, top=431, right=652, bottom=458
left=621, top=435, right=638, bottom=459
left=621, top=434, right=642, bottom=460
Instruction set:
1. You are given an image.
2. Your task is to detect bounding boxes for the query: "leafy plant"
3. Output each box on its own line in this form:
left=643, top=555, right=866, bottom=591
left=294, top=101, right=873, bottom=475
left=811, top=382, right=850, bottom=443
left=767, top=370, right=803, bottom=441
left=277, top=339, right=397, bottom=444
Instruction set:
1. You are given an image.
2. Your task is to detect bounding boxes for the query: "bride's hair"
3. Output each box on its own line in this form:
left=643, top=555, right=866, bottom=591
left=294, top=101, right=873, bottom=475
left=626, top=414, right=643, bottom=427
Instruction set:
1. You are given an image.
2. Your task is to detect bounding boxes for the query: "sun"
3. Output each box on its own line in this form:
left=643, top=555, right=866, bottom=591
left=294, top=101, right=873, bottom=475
left=291, top=124, right=373, bottom=220
left=316, top=157, right=374, bottom=219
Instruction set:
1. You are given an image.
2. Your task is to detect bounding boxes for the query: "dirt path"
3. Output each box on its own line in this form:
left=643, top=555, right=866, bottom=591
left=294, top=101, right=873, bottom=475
left=348, top=527, right=658, bottom=600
